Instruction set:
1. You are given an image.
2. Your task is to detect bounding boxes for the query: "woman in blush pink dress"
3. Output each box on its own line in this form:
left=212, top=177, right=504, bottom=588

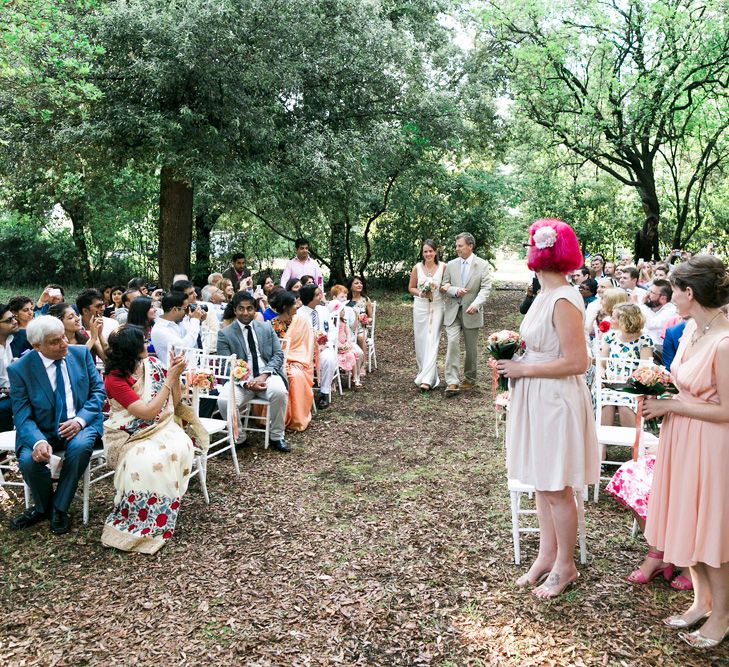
left=498, top=219, right=599, bottom=599
left=642, top=255, right=729, bottom=649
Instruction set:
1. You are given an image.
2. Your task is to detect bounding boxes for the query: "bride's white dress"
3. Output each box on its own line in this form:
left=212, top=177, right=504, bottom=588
left=413, top=262, right=445, bottom=388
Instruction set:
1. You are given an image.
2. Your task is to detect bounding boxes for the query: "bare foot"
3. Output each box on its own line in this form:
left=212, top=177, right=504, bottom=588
left=515, top=557, right=555, bottom=589
left=532, top=568, right=579, bottom=599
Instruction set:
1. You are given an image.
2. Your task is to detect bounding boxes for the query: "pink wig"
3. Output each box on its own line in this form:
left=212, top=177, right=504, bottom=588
left=526, top=218, right=584, bottom=274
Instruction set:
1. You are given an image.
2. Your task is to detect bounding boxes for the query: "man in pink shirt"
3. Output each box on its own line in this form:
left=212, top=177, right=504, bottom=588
left=280, top=238, right=324, bottom=289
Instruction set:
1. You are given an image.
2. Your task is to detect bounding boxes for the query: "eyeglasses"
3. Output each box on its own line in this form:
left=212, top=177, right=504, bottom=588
left=0, top=315, right=16, bottom=324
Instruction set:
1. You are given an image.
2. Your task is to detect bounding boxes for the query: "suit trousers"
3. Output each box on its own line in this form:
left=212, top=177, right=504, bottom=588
left=318, top=348, right=337, bottom=396
left=218, top=375, right=288, bottom=441
left=444, top=307, right=480, bottom=385
left=17, top=429, right=97, bottom=514
left=0, top=395, right=13, bottom=432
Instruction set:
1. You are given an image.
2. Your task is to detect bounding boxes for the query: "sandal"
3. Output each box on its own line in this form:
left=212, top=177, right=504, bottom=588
left=670, top=574, right=693, bottom=591
left=626, top=550, right=673, bottom=584
left=679, top=628, right=729, bottom=649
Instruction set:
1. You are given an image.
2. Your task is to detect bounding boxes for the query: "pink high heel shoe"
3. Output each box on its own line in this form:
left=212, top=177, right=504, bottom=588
left=626, top=550, right=673, bottom=584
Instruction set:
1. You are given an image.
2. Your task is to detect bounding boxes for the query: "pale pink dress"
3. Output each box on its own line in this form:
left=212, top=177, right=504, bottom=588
left=645, top=320, right=729, bottom=568
left=506, top=285, right=600, bottom=491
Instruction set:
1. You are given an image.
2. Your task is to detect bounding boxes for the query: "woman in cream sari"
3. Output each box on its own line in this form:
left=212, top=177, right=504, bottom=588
left=101, top=326, right=206, bottom=554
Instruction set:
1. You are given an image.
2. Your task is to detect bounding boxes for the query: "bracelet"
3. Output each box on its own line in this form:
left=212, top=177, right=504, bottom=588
left=163, top=384, right=174, bottom=391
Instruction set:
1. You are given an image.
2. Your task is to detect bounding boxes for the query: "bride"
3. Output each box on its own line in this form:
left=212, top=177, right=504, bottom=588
left=408, top=239, right=445, bottom=390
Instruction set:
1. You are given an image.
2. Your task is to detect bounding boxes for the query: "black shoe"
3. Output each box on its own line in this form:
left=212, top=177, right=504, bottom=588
left=269, top=439, right=291, bottom=453
left=9, top=507, right=48, bottom=530
left=316, top=394, right=330, bottom=409
left=50, top=508, right=71, bottom=535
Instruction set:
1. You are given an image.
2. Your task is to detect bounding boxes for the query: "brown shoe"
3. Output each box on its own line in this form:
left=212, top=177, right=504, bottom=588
left=460, top=381, right=477, bottom=391
left=444, top=384, right=460, bottom=397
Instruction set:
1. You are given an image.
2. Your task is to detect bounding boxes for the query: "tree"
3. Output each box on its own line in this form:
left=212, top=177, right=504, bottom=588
left=476, top=0, right=729, bottom=259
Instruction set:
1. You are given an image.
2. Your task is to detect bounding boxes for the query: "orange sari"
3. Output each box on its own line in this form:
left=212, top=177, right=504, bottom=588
left=284, top=315, right=315, bottom=431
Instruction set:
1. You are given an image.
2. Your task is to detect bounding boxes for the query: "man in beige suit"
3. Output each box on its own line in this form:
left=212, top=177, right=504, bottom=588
left=441, top=232, right=492, bottom=397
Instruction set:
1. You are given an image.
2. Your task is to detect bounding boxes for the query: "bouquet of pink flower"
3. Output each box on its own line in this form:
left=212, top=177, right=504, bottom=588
left=612, top=365, right=678, bottom=433
left=316, top=332, right=329, bottom=347
left=487, top=330, right=524, bottom=391
left=417, top=277, right=438, bottom=300
left=231, top=359, right=251, bottom=383
left=189, top=369, right=216, bottom=391
left=358, top=312, right=370, bottom=326
left=495, top=390, right=510, bottom=411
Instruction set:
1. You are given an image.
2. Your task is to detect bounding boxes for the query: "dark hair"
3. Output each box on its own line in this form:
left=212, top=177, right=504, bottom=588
left=623, top=266, right=640, bottom=281
left=347, top=275, right=368, bottom=301
left=231, top=290, right=256, bottom=309
left=295, top=238, right=309, bottom=248
left=45, top=283, right=65, bottom=296
left=105, top=326, right=146, bottom=377
left=671, top=255, right=729, bottom=309
left=76, top=288, right=103, bottom=315
left=580, top=278, right=598, bottom=296
left=299, top=283, right=318, bottom=307
left=222, top=301, right=235, bottom=321
left=48, top=302, right=85, bottom=344
left=420, top=239, right=440, bottom=265
left=171, top=279, right=194, bottom=293
left=299, top=275, right=314, bottom=285
left=122, top=290, right=139, bottom=308
left=577, top=266, right=591, bottom=278
left=267, top=286, right=286, bottom=309
left=232, top=252, right=246, bottom=262
left=161, top=291, right=187, bottom=313
left=127, top=277, right=147, bottom=291
left=285, top=278, right=302, bottom=291
left=127, top=297, right=154, bottom=329
left=271, top=290, right=296, bottom=314
left=652, top=278, right=673, bottom=301
left=0, top=303, right=9, bottom=320
left=8, top=295, right=32, bottom=313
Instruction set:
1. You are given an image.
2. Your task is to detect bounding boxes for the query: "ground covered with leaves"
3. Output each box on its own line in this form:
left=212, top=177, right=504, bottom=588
left=1, top=289, right=725, bottom=666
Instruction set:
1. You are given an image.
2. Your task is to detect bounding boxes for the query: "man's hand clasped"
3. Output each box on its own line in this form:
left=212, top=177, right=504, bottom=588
left=245, top=374, right=269, bottom=392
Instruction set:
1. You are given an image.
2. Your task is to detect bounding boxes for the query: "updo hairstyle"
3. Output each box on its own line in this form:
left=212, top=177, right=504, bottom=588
left=671, top=255, right=729, bottom=309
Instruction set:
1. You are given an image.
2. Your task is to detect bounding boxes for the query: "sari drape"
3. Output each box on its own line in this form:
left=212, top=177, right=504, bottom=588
left=284, top=315, right=314, bottom=431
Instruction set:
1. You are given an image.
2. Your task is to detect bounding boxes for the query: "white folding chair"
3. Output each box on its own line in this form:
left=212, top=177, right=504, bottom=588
left=592, top=355, right=659, bottom=502
left=81, top=444, right=115, bottom=524
left=186, top=352, right=241, bottom=475
left=0, top=430, right=31, bottom=508
left=367, top=301, right=378, bottom=372
left=508, top=478, right=587, bottom=566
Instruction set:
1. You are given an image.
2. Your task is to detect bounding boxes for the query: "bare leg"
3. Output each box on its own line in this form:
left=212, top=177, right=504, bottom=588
left=515, top=491, right=556, bottom=588
left=601, top=405, right=615, bottom=426
left=694, top=562, right=729, bottom=641
left=667, top=562, right=712, bottom=627
left=618, top=406, right=637, bottom=427
left=533, top=488, right=579, bottom=598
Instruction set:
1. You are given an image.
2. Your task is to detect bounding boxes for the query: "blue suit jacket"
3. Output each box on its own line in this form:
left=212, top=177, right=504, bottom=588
left=662, top=321, right=687, bottom=372
left=8, top=346, right=105, bottom=453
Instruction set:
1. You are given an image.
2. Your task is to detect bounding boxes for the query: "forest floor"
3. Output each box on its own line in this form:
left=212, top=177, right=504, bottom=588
left=1, top=289, right=725, bottom=667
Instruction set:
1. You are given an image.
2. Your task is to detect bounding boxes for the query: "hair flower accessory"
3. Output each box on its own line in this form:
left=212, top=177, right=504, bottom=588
left=533, top=226, right=558, bottom=249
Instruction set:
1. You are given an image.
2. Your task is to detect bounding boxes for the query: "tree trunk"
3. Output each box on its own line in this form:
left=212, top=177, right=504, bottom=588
left=328, top=214, right=347, bottom=286
left=193, top=207, right=221, bottom=286
left=635, top=179, right=661, bottom=262
left=63, top=201, right=92, bottom=285
left=159, top=166, right=193, bottom=288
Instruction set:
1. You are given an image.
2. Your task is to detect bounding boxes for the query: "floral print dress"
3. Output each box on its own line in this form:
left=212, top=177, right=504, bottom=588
left=599, top=331, right=654, bottom=407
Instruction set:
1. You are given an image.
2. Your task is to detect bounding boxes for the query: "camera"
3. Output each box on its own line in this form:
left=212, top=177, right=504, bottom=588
left=198, top=303, right=208, bottom=312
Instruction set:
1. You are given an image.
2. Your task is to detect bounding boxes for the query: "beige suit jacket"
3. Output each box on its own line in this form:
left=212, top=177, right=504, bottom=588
left=442, top=255, right=492, bottom=328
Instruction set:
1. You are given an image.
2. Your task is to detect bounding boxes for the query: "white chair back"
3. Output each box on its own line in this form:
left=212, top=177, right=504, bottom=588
left=367, top=300, right=378, bottom=371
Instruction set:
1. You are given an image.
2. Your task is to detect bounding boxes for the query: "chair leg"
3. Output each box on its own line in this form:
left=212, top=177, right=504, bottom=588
left=510, top=490, right=521, bottom=565
left=82, top=463, right=91, bottom=525
left=24, top=481, right=31, bottom=509
left=263, top=413, right=270, bottom=449
left=197, top=455, right=210, bottom=504
left=229, top=435, right=241, bottom=475
left=576, top=490, right=587, bottom=565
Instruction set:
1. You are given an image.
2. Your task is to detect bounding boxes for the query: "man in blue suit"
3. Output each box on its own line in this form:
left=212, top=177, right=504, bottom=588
left=8, top=316, right=105, bottom=534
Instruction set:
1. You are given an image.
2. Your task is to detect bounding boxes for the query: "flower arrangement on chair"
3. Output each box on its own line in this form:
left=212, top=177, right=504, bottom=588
left=188, top=369, right=216, bottom=392
left=231, top=359, right=251, bottom=383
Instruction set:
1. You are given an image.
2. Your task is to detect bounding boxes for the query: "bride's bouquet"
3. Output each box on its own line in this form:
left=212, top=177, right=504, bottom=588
left=487, top=330, right=523, bottom=391
left=417, top=276, right=438, bottom=300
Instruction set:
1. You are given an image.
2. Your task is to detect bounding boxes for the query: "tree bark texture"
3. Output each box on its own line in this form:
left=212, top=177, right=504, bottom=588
left=159, top=167, right=193, bottom=287
left=193, top=207, right=220, bottom=286
left=328, top=214, right=347, bottom=286
left=63, top=201, right=93, bottom=285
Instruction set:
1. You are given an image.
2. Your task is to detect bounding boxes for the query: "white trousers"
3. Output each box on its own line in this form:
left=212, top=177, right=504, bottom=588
left=217, top=375, right=288, bottom=441
left=318, top=348, right=337, bottom=396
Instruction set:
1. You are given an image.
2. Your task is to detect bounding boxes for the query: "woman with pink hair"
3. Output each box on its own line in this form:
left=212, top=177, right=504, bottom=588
left=497, top=219, right=599, bottom=598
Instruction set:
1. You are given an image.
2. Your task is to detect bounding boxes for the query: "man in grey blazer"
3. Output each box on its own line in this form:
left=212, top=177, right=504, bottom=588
left=216, top=291, right=290, bottom=452
left=441, top=232, right=492, bottom=397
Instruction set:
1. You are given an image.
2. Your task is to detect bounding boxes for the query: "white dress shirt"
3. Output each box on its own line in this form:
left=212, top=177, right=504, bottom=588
left=150, top=317, right=201, bottom=367
left=640, top=302, right=678, bottom=346
left=460, top=254, right=474, bottom=284
left=0, top=335, right=13, bottom=389
left=236, top=320, right=266, bottom=376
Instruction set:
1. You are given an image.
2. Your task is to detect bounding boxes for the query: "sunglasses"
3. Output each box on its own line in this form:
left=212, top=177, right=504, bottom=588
left=0, top=315, right=17, bottom=324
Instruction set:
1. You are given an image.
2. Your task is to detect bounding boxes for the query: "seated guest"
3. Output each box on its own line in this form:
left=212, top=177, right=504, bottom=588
left=172, top=279, right=208, bottom=342
left=221, top=301, right=235, bottom=328
left=207, top=272, right=223, bottom=288
left=127, top=277, right=149, bottom=296
left=584, top=278, right=613, bottom=335
left=640, top=279, right=676, bottom=356
left=49, top=303, right=105, bottom=361
left=150, top=292, right=204, bottom=367
left=216, top=291, right=290, bottom=452
left=0, top=304, right=19, bottom=431
left=216, top=278, right=235, bottom=303
left=570, top=265, right=591, bottom=287
left=652, top=264, right=669, bottom=281
left=330, top=285, right=364, bottom=386
left=298, top=284, right=337, bottom=409
left=662, top=320, right=687, bottom=370
left=222, top=252, right=252, bottom=292
left=594, top=287, right=631, bottom=337
left=285, top=278, right=302, bottom=293
left=127, top=297, right=158, bottom=352
left=76, top=288, right=115, bottom=358
left=104, top=286, right=124, bottom=318
left=347, top=275, right=373, bottom=359
left=270, top=291, right=315, bottom=431
left=34, top=284, right=65, bottom=316
left=101, top=326, right=203, bottom=554
left=590, top=254, right=606, bottom=278
left=578, top=278, right=598, bottom=307
left=598, top=303, right=654, bottom=427
left=7, top=295, right=33, bottom=357
left=261, top=287, right=285, bottom=321
left=619, top=265, right=648, bottom=302
left=113, top=288, right=141, bottom=325
left=519, top=275, right=541, bottom=315
left=8, top=316, right=105, bottom=534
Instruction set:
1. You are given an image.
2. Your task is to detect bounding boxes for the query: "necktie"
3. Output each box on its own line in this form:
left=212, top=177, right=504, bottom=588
left=461, top=259, right=468, bottom=286
left=245, top=325, right=260, bottom=377
left=311, top=309, right=319, bottom=330
left=54, top=359, right=69, bottom=435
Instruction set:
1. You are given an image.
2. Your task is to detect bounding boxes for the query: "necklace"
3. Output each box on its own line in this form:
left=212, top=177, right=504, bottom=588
left=690, top=312, right=723, bottom=346
left=422, top=261, right=437, bottom=277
